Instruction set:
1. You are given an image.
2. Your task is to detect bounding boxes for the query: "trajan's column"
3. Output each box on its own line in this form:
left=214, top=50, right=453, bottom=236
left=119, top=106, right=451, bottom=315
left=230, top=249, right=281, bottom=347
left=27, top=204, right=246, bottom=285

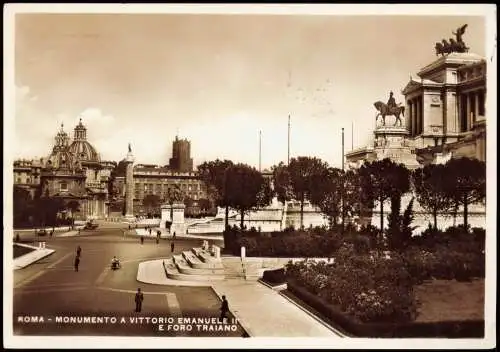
left=124, top=143, right=135, bottom=222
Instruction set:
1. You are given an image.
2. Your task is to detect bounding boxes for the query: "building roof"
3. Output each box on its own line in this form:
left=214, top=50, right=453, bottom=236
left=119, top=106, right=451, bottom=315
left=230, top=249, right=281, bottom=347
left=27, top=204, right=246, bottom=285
left=69, top=120, right=100, bottom=164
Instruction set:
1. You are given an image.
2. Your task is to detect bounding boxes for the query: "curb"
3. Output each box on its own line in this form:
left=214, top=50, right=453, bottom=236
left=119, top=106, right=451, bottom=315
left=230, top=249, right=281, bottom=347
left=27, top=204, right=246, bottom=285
left=14, top=249, right=56, bottom=270
left=209, top=285, right=253, bottom=338
left=278, top=290, right=348, bottom=338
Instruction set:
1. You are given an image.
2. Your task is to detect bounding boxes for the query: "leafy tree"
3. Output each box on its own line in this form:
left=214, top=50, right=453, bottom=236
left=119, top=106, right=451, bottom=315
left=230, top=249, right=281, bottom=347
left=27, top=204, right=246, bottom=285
left=197, top=159, right=234, bottom=229
left=309, top=167, right=343, bottom=227
left=225, top=163, right=269, bottom=228
left=359, top=158, right=411, bottom=236
left=13, top=186, right=34, bottom=227
left=386, top=196, right=416, bottom=251
left=143, top=194, right=161, bottom=216
left=256, top=177, right=274, bottom=209
left=286, top=157, right=330, bottom=229
left=443, top=157, right=486, bottom=230
left=197, top=198, right=212, bottom=214
left=34, top=197, right=66, bottom=227
left=66, top=200, right=80, bottom=214
left=413, top=164, right=454, bottom=229
left=271, top=162, right=293, bottom=205
left=343, top=169, right=373, bottom=225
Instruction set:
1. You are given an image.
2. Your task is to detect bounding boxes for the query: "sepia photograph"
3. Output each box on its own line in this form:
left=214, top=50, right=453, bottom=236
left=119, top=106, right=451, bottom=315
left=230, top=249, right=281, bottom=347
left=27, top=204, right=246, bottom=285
left=3, top=3, right=496, bottom=349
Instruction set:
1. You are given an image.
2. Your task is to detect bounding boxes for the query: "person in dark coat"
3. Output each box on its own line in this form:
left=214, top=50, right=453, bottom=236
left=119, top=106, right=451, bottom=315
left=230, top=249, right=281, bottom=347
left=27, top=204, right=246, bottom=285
left=140, top=235, right=144, bottom=245
left=76, top=245, right=82, bottom=257
left=74, top=255, right=80, bottom=272
left=135, top=288, right=144, bottom=312
left=219, top=295, right=229, bottom=322
left=170, top=241, right=175, bottom=253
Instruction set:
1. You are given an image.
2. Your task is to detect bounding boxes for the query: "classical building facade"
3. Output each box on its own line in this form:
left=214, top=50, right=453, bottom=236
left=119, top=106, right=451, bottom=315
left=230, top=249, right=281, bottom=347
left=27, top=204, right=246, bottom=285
left=346, top=52, right=487, bottom=168
left=13, top=120, right=116, bottom=220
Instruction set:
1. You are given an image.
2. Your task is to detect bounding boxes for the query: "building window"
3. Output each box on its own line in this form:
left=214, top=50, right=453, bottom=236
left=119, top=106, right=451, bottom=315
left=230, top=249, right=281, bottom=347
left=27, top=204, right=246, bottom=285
left=16, top=178, right=21, bottom=184
left=478, top=91, right=485, bottom=116
left=460, top=94, right=468, bottom=132
left=60, top=182, right=68, bottom=191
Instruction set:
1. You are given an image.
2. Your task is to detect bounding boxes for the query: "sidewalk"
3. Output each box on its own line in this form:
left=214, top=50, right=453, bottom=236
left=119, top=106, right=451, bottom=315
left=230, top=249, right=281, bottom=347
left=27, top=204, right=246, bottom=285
left=211, top=280, right=339, bottom=337
left=134, top=228, right=223, bottom=241
left=136, top=259, right=340, bottom=337
left=14, top=243, right=55, bottom=270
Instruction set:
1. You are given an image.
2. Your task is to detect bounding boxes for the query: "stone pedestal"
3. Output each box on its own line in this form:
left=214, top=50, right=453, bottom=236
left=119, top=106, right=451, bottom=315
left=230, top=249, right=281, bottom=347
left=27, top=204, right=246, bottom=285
left=372, top=125, right=420, bottom=169
left=161, top=202, right=186, bottom=234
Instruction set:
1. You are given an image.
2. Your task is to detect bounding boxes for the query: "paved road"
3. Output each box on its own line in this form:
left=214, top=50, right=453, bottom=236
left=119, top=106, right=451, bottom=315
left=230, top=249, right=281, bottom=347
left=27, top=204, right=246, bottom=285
left=12, top=227, right=245, bottom=337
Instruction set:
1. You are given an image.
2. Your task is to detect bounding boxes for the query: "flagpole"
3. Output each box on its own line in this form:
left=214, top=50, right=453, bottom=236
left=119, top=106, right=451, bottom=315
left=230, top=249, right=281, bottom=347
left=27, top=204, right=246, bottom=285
left=287, top=114, right=291, bottom=165
left=259, top=130, right=262, bottom=172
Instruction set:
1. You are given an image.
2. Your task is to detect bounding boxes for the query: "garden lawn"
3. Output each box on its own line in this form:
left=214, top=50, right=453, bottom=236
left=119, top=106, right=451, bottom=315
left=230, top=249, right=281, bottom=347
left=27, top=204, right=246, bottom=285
left=13, top=244, right=36, bottom=259
left=414, top=279, right=484, bottom=322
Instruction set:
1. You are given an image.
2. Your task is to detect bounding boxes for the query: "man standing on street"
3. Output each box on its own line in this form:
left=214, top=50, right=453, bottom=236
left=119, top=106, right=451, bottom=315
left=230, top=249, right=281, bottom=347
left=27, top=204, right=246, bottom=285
left=76, top=245, right=82, bottom=257
left=171, top=241, right=175, bottom=253
left=219, top=295, right=229, bottom=322
left=140, top=235, right=144, bottom=245
left=74, top=255, right=80, bottom=272
left=135, top=288, right=144, bottom=312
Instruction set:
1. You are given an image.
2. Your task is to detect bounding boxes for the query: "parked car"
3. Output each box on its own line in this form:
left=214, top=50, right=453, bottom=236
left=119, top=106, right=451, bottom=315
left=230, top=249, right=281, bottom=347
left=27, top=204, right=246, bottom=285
left=84, top=222, right=99, bottom=230
left=37, top=229, right=48, bottom=236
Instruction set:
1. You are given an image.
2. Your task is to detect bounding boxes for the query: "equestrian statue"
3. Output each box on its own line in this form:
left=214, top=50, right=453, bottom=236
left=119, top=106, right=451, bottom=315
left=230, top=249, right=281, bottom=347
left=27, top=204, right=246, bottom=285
left=374, top=91, right=405, bottom=127
left=435, top=24, right=469, bottom=56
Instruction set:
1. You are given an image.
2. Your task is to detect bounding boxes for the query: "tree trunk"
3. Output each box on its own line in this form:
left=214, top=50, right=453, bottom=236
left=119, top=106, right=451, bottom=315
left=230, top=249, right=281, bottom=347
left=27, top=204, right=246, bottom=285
left=240, top=210, right=245, bottom=229
left=300, top=194, right=304, bottom=229
left=463, top=194, right=468, bottom=230
left=380, top=196, right=384, bottom=235
left=433, top=208, right=438, bottom=230
left=225, top=205, right=229, bottom=230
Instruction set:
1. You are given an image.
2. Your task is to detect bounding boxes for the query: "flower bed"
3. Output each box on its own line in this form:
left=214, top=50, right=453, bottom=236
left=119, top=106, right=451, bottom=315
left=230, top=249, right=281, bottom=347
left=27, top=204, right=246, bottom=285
left=286, top=279, right=484, bottom=337
left=286, top=247, right=418, bottom=324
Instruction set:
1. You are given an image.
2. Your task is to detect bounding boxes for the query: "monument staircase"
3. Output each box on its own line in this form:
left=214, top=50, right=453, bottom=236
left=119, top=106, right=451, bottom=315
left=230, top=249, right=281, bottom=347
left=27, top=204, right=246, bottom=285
left=162, top=243, right=267, bottom=282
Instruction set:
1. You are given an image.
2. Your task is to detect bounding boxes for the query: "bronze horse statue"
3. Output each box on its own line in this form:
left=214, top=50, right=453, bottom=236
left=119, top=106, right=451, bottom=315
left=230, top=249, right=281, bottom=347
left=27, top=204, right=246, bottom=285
left=374, top=101, right=404, bottom=126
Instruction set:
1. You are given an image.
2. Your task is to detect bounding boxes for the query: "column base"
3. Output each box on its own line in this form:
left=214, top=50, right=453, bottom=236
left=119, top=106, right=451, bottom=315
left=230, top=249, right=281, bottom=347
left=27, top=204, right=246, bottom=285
left=123, top=214, right=136, bottom=223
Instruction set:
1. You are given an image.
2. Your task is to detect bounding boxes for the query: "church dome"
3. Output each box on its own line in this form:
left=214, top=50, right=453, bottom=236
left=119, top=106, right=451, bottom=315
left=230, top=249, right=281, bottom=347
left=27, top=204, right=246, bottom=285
left=68, top=119, right=100, bottom=163
left=45, top=123, right=79, bottom=170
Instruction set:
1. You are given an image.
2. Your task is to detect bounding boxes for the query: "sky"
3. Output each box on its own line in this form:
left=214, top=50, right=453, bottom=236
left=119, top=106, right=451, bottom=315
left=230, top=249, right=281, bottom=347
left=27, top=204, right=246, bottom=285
left=12, top=7, right=489, bottom=170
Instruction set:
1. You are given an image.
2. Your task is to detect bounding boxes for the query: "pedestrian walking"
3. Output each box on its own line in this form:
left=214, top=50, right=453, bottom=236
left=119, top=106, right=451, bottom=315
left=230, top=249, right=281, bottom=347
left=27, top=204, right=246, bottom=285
left=128, top=224, right=131, bottom=231
left=148, top=228, right=152, bottom=235
left=74, top=255, right=80, bottom=272
left=140, top=235, right=144, bottom=245
left=173, top=231, right=176, bottom=240
left=76, top=245, right=82, bottom=257
left=135, top=288, right=144, bottom=312
left=219, top=295, right=229, bottom=322
left=170, top=241, right=175, bottom=253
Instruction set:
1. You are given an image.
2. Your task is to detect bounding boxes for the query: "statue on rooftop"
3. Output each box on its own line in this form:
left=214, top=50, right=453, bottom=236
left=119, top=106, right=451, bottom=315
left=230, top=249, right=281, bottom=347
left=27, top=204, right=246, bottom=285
left=435, top=24, right=469, bottom=56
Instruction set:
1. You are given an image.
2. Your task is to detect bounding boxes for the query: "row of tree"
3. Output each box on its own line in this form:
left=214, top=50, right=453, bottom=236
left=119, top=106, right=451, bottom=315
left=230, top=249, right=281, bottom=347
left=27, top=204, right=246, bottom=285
left=197, top=156, right=486, bottom=233
left=13, top=187, right=81, bottom=228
